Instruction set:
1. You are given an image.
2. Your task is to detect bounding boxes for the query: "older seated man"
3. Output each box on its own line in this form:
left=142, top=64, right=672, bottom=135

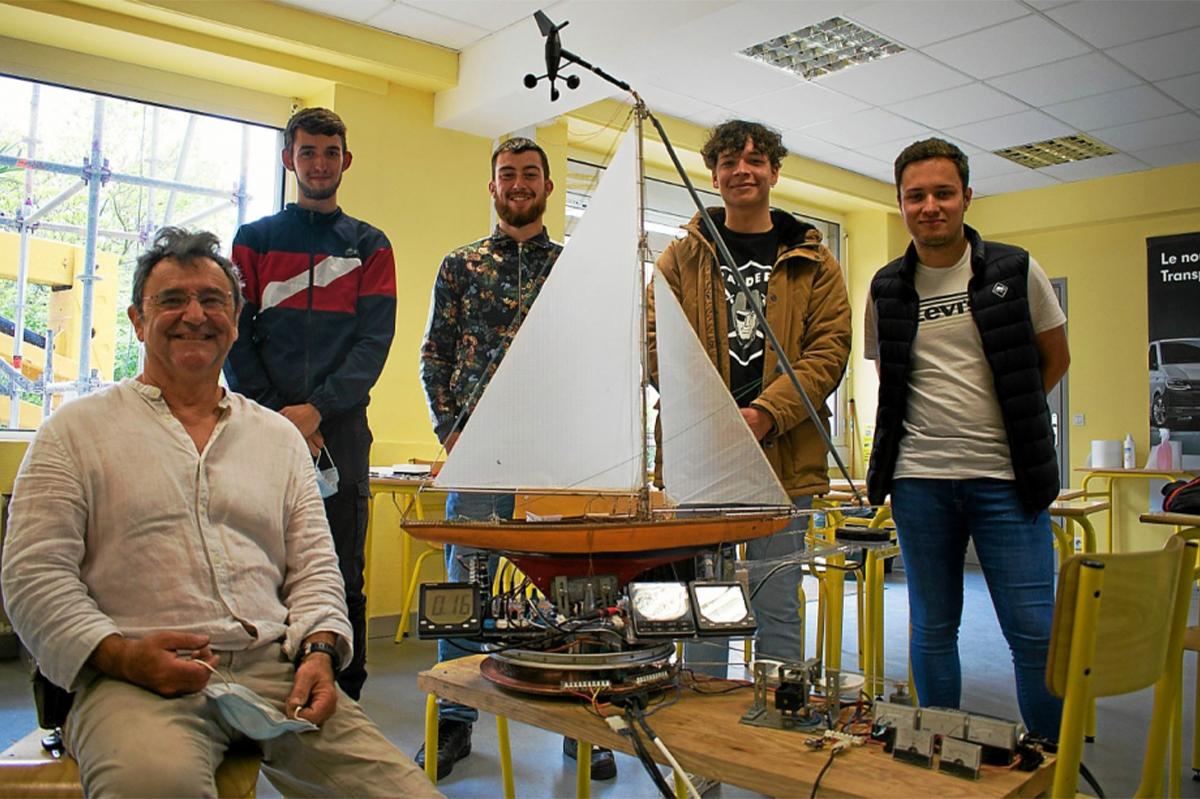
left=1, top=228, right=440, bottom=798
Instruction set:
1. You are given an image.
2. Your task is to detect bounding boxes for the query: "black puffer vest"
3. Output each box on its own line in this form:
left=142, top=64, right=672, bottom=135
left=867, top=225, right=1058, bottom=513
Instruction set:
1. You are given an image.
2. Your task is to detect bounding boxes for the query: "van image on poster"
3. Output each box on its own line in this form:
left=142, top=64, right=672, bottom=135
left=1149, top=338, right=1200, bottom=430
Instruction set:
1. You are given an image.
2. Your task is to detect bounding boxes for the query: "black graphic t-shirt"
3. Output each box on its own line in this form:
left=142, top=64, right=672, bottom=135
left=716, top=224, right=777, bottom=407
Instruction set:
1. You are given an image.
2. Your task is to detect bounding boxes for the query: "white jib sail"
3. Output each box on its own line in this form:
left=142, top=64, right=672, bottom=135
left=654, top=269, right=791, bottom=507
left=435, top=128, right=644, bottom=493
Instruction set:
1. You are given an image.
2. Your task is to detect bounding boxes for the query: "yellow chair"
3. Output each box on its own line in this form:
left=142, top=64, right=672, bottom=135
left=0, top=730, right=260, bottom=798
left=1047, top=534, right=1195, bottom=798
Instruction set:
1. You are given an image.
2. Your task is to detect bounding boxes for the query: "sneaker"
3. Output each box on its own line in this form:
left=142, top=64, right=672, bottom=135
left=682, top=771, right=720, bottom=795
left=563, top=736, right=618, bottom=780
left=415, top=720, right=473, bottom=780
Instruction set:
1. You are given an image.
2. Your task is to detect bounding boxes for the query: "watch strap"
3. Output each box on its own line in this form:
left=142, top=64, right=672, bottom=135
left=296, top=640, right=342, bottom=673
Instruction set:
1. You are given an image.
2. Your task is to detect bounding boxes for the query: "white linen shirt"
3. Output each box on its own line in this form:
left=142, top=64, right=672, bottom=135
left=1, top=379, right=351, bottom=691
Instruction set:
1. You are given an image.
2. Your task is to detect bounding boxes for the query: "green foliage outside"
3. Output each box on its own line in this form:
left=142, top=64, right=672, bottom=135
left=0, top=77, right=280, bottom=412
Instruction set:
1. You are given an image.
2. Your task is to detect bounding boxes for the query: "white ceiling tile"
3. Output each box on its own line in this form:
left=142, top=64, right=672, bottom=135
left=671, top=1, right=873, bottom=52
left=945, top=109, right=1075, bottom=151
left=365, top=3, right=489, bottom=48
left=1045, top=85, right=1184, bottom=131
left=648, top=44, right=803, bottom=108
left=1038, top=152, right=1148, bottom=182
left=925, top=15, right=1091, bottom=79
left=1131, top=138, right=1200, bottom=167
left=1158, top=73, right=1200, bottom=110
left=1024, top=0, right=1073, bottom=8
left=846, top=1, right=1028, bottom=48
left=819, top=149, right=894, bottom=181
left=886, top=82, right=1027, bottom=129
left=638, top=85, right=719, bottom=123
left=402, top=1, right=544, bottom=32
left=685, top=106, right=739, bottom=129
left=856, top=135, right=920, bottom=163
left=969, top=170, right=1059, bottom=196
left=816, top=52, right=972, bottom=105
left=986, top=53, right=1144, bottom=107
left=964, top=150, right=1028, bottom=180
left=277, top=0, right=393, bottom=23
left=800, top=108, right=933, bottom=149
left=730, top=83, right=869, bottom=131
left=782, top=132, right=860, bottom=163
left=1090, top=112, right=1200, bottom=151
left=1046, top=1, right=1200, bottom=49
left=1107, top=27, right=1200, bottom=82
left=933, top=134, right=985, bottom=155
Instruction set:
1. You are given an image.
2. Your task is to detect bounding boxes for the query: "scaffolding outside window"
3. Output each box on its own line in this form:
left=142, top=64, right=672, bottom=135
left=0, top=75, right=283, bottom=429
left=564, top=157, right=847, bottom=462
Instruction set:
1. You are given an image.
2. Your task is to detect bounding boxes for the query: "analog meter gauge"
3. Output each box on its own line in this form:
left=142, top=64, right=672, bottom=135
left=627, top=582, right=696, bottom=638
left=418, top=583, right=482, bottom=638
left=689, top=582, right=757, bottom=635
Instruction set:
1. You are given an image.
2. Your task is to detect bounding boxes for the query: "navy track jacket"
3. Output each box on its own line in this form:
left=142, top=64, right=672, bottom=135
left=224, top=204, right=396, bottom=419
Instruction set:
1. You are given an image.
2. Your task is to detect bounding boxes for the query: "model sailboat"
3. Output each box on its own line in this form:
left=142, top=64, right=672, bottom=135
left=404, top=127, right=795, bottom=590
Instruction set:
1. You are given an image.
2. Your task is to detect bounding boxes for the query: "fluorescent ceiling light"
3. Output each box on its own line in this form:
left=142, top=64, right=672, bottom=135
left=993, top=134, right=1116, bottom=169
left=741, top=17, right=905, bottom=81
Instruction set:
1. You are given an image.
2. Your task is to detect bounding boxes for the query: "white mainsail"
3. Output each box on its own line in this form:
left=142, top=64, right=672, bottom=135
left=654, top=270, right=791, bottom=507
left=434, top=129, right=643, bottom=492
left=436, top=124, right=790, bottom=509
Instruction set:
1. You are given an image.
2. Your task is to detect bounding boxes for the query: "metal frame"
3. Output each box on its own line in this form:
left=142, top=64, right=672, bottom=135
left=0, top=87, right=254, bottom=426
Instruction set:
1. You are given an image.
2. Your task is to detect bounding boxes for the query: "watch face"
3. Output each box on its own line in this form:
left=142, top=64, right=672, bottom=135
left=630, top=583, right=690, bottom=621
left=694, top=584, right=750, bottom=623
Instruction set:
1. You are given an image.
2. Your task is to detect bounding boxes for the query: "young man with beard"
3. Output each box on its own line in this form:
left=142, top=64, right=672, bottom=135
left=865, top=138, right=1068, bottom=740
left=418, top=138, right=616, bottom=780
left=224, top=107, right=396, bottom=701
left=650, top=120, right=851, bottom=679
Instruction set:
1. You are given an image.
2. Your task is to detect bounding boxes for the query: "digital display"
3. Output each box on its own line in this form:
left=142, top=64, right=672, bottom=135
left=694, top=584, right=749, bottom=623
left=424, top=586, right=476, bottom=625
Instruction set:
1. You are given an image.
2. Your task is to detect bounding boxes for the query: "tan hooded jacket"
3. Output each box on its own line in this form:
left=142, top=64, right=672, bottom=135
left=649, top=208, right=852, bottom=497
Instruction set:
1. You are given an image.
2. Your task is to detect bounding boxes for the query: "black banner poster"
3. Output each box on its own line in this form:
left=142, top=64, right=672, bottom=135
left=1147, top=232, right=1200, bottom=471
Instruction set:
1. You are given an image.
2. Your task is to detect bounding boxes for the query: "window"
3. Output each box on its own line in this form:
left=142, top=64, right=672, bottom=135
left=0, top=75, right=283, bottom=428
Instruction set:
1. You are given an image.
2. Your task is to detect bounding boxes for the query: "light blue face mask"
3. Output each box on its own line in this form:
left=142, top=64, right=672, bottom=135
left=314, top=446, right=340, bottom=499
left=199, top=663, right=317, bottom=740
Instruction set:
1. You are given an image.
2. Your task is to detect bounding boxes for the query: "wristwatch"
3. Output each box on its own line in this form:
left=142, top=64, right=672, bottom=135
left=295, top=640, right=342, bottom=673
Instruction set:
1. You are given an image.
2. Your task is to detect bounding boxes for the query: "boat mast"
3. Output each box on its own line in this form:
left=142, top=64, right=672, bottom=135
left=633, top=95, right=652, bottom=519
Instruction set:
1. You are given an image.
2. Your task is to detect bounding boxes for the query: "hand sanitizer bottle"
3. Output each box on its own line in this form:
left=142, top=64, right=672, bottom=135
left=1123, top=434, right=1135, bottom=469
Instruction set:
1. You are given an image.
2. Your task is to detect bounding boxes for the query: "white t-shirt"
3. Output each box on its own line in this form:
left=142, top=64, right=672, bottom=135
left=863, top=246, right=1066, bottom=479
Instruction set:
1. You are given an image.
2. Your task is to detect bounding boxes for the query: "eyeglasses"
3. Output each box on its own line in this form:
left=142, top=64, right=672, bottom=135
left=147, top=289, right=234, bottom=312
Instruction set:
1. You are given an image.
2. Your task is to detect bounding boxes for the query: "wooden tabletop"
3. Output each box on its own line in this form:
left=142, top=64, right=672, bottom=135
left=418, top=656, right=1053, bottom=798
left=1048, top=499, right=1109, bottom=516
left=1056, top=488, right=1085, bottom=501
left=1141, top=512, right=1200, bottom=528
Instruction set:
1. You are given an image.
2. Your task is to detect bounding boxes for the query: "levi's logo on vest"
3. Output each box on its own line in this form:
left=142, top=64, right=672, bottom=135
left=992, top=282, right=1009, bottom=298
left=918, top=291, right=969, bottom=323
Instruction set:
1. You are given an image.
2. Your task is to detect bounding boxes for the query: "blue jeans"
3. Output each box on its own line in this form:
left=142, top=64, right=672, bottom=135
left=685, top=496, right=813, bottom=677
left=436, top=492, right=513, bottom=724
left=890, top=478, right=1062, bottom=739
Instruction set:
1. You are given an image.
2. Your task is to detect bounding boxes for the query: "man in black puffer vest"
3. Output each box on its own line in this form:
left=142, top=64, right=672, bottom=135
left=864, top=139, right=1070, bottom=740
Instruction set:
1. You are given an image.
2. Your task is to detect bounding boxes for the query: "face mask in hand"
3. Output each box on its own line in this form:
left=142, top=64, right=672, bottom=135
left=200, top=664, right=317, bottom=740
left=314, top=446, right=340, bottom=499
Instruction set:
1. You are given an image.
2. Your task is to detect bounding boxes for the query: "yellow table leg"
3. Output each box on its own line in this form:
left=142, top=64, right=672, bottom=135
left=674, top=769, right=687, bottom=798
left=424, top=693, right=439, bottom=784
left=496, top=715, right=515, bottom=799
left=871, top=552, right=886, bottom=698
left=576, top=741, right=592, bottom=799
left=825, top=552, right=846, bottom=672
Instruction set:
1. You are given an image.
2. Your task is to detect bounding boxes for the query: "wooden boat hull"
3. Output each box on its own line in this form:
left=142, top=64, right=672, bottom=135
left=402, top=512, right=793, bottom=591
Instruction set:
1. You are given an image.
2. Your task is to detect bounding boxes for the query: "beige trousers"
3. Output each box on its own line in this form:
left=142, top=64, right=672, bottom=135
left=66, top=643, right=441, bottom=799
